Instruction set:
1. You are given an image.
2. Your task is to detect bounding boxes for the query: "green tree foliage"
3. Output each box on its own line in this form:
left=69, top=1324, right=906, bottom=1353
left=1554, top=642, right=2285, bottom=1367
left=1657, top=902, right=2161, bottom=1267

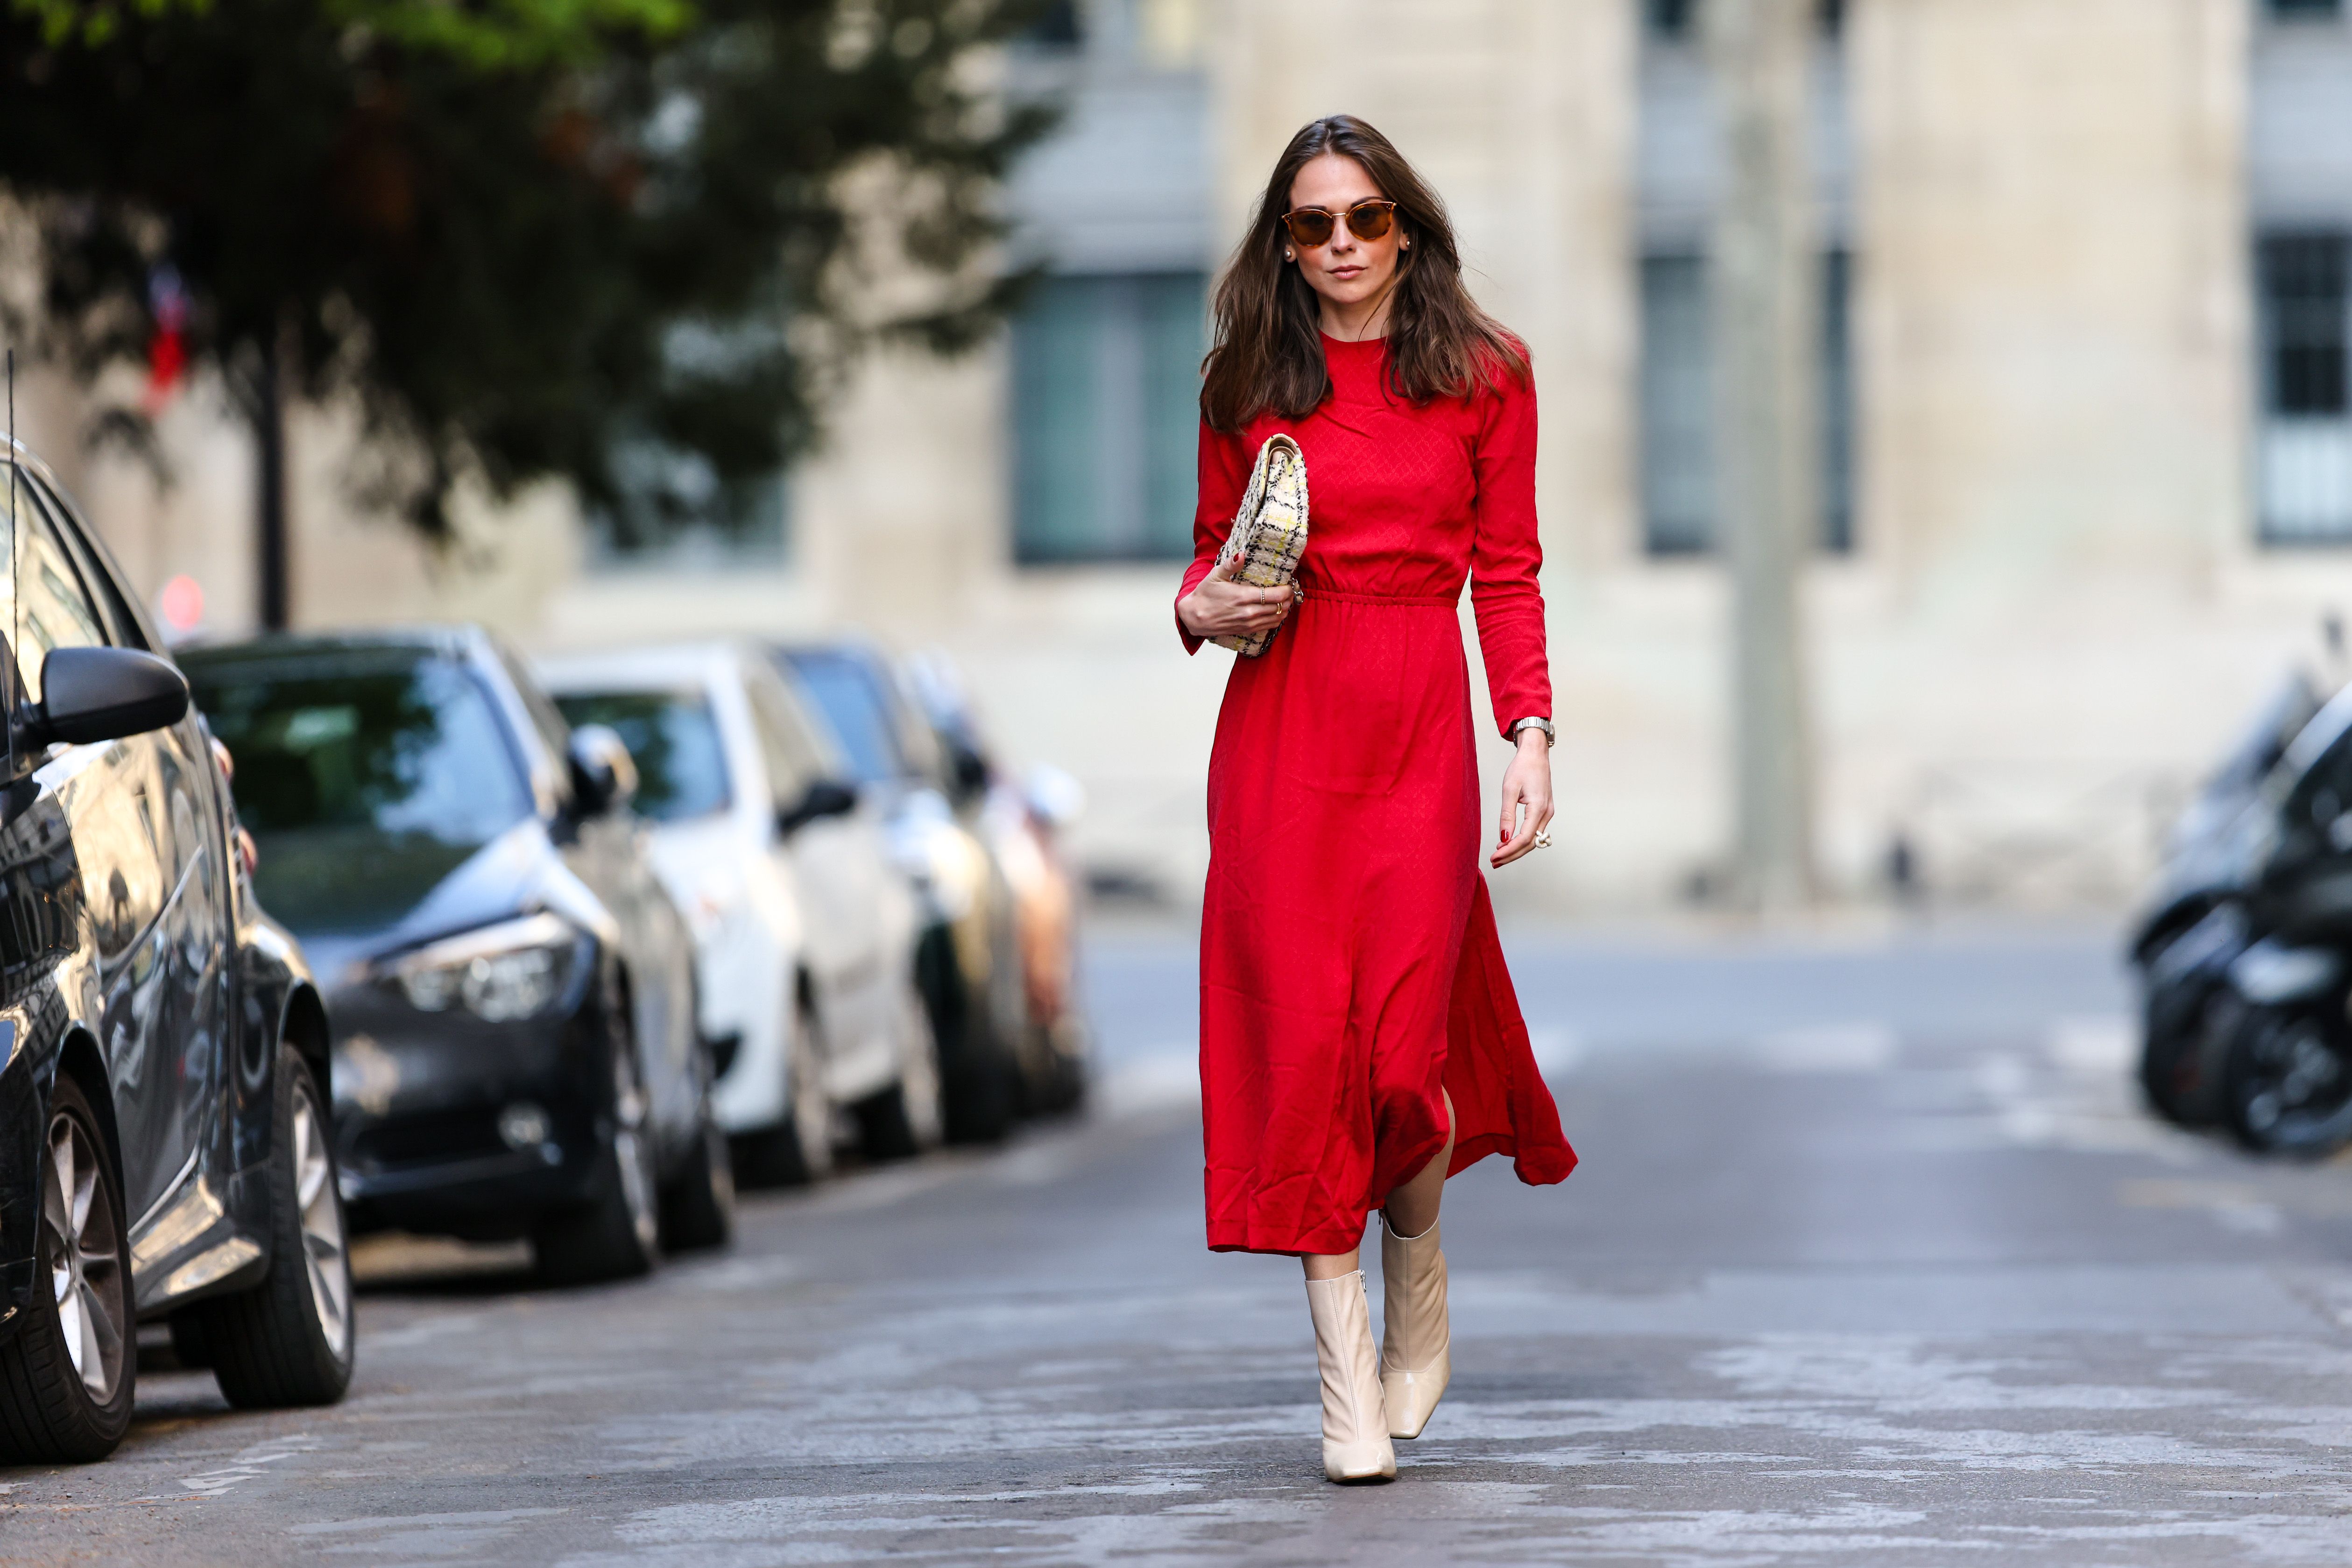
left=0, top=0, right=1055, bottom=547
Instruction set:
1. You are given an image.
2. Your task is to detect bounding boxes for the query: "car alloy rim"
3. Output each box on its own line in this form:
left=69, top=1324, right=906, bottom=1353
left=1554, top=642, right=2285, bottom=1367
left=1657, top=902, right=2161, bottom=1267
left=613, top=1046, right=658, bottom=1254
left=294, top=1085, right=353, bottom=1359
left=42, top=1109, right=124, bottom=1403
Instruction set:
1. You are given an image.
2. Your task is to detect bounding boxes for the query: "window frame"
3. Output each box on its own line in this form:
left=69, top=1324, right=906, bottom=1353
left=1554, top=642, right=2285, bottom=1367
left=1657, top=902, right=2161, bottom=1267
left=2254, top=226, right=2352, bottom=546
left=1634, top=245, right=1858, bottom=559
left=1009, top=269, right=1209, bottom=567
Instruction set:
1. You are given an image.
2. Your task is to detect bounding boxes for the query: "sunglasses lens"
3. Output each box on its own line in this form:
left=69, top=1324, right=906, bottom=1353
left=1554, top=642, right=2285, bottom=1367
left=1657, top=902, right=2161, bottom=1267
left=1351, top=202, right=1394, bottom=240
left=1285, top=210, right=1335, bottom=247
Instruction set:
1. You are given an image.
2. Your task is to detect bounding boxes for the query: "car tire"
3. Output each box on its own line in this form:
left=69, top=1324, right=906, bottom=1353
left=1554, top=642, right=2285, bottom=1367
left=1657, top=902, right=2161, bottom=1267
left=919, top=925, right=1016, bottom=1146
left=857, top=984, right=945, bottom=1162
left=2139, top=978, right=2232, bottom=1128
left=731, top=989, right=835, bottom=1188
left=0, top=1072, right=136, bottom=1462
left=196, top=1048, right=356, bottom=1408
left=535, top=1020, right=663, bottom=1286
left=2225, top=1004, right=2352, bottom=1156
left=660, top=1105, right=736, bottom=1253
left=1032, top=1024, right=1090, bottom=1118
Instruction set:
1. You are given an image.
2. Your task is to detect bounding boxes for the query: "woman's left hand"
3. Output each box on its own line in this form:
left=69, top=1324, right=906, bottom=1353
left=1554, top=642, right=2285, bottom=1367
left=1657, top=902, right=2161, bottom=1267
left=1491, top=730, right=1555, bottom=869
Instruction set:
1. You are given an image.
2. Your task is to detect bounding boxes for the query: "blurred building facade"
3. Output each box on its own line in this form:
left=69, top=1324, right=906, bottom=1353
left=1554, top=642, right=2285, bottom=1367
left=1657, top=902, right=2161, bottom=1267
left=18, top=0, right=2352, bottom=915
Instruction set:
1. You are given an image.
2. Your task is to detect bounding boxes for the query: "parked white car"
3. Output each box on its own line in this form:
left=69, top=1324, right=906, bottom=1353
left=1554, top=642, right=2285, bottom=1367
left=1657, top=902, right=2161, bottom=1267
left=537, top=643, right=939, bottom=1183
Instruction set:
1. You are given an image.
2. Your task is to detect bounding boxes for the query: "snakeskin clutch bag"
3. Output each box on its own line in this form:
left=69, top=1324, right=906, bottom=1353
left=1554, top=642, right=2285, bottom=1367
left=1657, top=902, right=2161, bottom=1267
left=1211, top=433, right=1309, bottom=657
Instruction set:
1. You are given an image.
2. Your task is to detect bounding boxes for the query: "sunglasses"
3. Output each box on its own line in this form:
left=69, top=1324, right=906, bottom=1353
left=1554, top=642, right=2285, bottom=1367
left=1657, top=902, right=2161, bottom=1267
left=1280, top=198, right=1398, bottom=249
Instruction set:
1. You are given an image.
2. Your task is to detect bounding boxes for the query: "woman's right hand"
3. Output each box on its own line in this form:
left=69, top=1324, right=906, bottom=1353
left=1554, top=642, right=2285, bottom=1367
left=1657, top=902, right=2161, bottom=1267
left=1179, top=557, right=1296, bottom=640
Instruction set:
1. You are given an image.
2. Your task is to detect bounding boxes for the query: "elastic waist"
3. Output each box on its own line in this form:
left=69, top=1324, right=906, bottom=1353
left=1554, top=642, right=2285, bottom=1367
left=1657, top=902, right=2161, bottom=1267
left=1300, top=587, right=1458, bottom=608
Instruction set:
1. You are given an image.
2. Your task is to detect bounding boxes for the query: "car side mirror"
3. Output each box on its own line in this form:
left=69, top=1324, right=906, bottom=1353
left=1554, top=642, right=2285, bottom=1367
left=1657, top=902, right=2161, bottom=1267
left=778, top=778, right=859, bottom=837
left=945, top=739, right=989, bottom=806
left=21, top=647, right=189, bottom=748
left=567, top=724, right=639, bottom=817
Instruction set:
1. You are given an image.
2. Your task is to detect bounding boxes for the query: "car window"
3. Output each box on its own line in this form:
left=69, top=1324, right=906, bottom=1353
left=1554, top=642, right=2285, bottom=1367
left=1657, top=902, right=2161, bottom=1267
left=182, top=650, right=536, bottom=932
left=24, top=475, right=151, bottom=652
left=742, top=669, right=833, bottom=806
left=186, top=652, right=533, bottom=842
left=4, top=475, right=109, bottom=702
left=550, top=689, right=731, bottom=823
left=780, top=650, right=903, bottom=786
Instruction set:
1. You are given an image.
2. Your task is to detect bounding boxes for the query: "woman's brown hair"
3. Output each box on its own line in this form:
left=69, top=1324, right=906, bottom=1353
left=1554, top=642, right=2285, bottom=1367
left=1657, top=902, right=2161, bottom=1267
left=1199, top=115, right=1529, bottom=432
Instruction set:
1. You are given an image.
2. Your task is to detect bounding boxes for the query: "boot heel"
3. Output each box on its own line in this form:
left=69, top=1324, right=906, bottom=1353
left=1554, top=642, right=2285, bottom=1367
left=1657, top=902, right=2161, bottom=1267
left=1304, top=1271, right=1396, bottom=1483
left=1380, top=1215, right=1451, bottom=1440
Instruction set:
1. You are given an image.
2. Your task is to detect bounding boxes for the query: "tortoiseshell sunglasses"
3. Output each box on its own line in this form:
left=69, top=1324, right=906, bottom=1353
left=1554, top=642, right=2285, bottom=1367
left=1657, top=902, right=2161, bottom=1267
left=1279, top=198, right=1398, bottom=248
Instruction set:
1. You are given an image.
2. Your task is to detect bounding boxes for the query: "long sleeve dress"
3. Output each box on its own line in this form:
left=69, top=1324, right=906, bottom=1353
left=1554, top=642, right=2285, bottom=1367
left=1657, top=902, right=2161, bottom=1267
left=1178, top=332, right=1578, bottom=1257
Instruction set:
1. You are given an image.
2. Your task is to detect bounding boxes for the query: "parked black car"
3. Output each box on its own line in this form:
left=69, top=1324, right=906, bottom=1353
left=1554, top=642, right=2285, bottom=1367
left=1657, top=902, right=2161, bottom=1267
left=180, top=629, right=730, bottom=1285
left=0, top=444, right=351, bottom=1464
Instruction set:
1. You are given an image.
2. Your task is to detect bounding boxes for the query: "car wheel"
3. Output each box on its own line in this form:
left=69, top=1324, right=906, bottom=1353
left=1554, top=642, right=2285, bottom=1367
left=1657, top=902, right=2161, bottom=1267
left=2225, top=1005, right=2352, bottom=1156
left=732, top=989, right=835, bottom=1188
left=0, top=1073, right=134, bottom=1462
left=857, top=982, right=944, bottom=1161
left=2139, top=978, right=2233, bottom=1128
left=919, top=925, right=1016, bottom=1146
left=196, top=1047, right=355, bottom=1408
left=535, top=1023, right=663, bottom=1286
left=1033, top=1020, right=1090, bottom=1118
left=660, top=1089, right=736, bottom=1253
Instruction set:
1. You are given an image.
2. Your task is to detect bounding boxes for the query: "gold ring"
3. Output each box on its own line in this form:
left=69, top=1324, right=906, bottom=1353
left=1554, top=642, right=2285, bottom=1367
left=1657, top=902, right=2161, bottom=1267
left=1533, top=829, right=1552, bottom=849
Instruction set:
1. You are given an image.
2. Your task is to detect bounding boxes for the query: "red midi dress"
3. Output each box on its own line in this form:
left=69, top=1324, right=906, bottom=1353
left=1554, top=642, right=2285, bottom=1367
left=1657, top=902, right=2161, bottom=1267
left=1178, top=333, right=1578, bottom=1257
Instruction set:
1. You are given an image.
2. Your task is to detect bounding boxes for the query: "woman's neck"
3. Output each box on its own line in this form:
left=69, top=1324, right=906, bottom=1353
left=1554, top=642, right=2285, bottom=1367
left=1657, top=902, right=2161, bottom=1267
left=1319, top=286, right=1395, bottom=343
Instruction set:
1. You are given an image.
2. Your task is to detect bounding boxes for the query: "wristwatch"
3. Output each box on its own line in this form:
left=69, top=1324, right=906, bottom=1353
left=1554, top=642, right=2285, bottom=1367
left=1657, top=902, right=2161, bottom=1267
left=1511, top=717, right=1555, bottom=747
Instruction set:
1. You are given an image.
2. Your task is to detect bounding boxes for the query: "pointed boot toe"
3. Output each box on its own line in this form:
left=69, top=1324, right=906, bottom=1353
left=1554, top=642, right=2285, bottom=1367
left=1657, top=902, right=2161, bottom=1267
left=1380, top=1215, right=1452, bottom=1440
left=1305, top=1271, right=1397, bottom=1483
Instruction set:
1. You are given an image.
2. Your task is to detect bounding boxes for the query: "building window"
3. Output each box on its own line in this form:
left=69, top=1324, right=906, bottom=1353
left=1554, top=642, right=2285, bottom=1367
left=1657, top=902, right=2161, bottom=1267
left=1011, top=271, right=1206, bottom=564
left=1647, top=0, right=1698, bottom=40
left=2258, top=231, right=2352, bottom=544
left=1020, top=0, right=1082, bottom=46
left=1638, top=248, right=1856, bottom=557
left=589, top=441, right=789, bottom=571
left=1646, top=0, right=1844, bottom=42
left=1639, top=254, right=1713, bottom=554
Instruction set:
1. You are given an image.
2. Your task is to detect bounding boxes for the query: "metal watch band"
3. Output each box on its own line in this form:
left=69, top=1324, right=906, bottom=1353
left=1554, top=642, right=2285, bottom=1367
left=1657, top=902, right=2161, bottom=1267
left=1511, top=717, right=1555, bottom=746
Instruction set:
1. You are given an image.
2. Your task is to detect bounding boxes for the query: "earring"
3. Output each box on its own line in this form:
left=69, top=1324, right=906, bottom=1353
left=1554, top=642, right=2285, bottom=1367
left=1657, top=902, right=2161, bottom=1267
left=1284, top=250, right=1294, bottom=261
left=1401, top=238, right=1410, bottom=250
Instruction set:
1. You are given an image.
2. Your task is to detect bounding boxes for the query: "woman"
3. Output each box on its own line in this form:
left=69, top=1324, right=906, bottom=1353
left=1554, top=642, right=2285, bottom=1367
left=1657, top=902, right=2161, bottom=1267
left=1175, top=115, right=1577, bottom=1484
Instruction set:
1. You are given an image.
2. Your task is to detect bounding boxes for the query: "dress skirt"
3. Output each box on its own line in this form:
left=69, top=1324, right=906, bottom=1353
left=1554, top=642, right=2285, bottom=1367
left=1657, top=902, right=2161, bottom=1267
left=1199, top=587, right=1578, bottom=1257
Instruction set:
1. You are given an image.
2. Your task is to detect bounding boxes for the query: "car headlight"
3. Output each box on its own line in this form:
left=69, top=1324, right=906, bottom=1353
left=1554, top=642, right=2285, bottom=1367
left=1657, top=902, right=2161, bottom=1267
left=387, top=912, right=587, bottom=1023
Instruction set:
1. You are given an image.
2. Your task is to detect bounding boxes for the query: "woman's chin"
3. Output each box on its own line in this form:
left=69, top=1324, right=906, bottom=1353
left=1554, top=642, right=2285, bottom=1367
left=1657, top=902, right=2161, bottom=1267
left=1313, top=275, right=1391, bottom=307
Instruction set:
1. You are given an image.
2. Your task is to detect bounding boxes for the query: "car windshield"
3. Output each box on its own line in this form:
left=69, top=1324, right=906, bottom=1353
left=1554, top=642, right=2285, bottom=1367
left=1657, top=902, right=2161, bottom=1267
left=550, top=690, right=732, bottom=822
left=781, top=650, right=902, bottom=786
left=185, top=649, right=535, bottom=931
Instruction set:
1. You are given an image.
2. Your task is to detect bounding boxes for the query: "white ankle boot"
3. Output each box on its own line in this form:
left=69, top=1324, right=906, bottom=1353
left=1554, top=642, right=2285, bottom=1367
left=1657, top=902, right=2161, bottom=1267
left=1379, top=1214, right=1451, bottom=1439
left=1304, top=1271, right=1396, bottom=1482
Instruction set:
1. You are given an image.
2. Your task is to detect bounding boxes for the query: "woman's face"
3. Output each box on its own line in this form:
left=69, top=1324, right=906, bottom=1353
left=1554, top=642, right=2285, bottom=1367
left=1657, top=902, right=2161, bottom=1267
left=1284, top=152, right=1400, bottom=316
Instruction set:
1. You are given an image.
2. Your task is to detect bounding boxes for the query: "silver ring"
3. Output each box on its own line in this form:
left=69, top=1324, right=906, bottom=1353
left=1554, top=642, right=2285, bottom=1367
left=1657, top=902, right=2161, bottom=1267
left=1533, top=829, right=1552, bottom=849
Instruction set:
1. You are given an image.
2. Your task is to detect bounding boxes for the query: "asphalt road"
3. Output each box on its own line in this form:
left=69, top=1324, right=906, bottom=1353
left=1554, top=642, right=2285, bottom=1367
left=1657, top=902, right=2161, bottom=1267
left=11, top=920, right=2352, bottom=1566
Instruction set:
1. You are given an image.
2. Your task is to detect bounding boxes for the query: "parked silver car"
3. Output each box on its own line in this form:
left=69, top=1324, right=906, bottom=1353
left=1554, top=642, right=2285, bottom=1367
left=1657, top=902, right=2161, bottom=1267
left=540, top=643, right=940, bottom=1184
